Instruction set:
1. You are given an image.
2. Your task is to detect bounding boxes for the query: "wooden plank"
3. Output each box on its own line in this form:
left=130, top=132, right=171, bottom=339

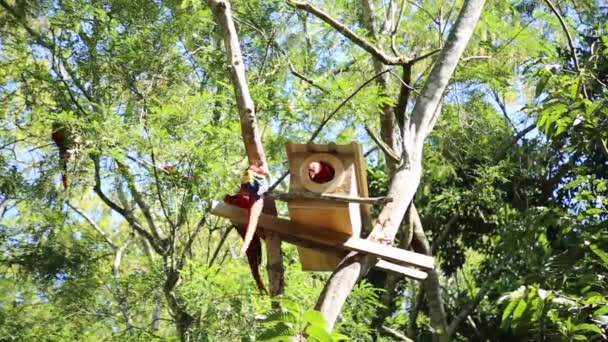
left=211, top=203, right=434, bottom=270
left=269, top=191, right=393, bottom=205
left=376, top=260, right=428, bottom=280
left=343, top=237, right=435, bottom=270
left=273, top=232, right=427, bottom=279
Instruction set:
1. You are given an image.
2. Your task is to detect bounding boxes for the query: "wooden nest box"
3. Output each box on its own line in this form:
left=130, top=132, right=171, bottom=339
left=211, top=141, right=434, bottom=280
left=286, top=142, right=370, bottom=271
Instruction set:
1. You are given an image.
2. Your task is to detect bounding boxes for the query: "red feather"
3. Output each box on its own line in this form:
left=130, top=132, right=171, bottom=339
left=308, top=161, right=335, bottom=183
left=51, top=125, right=70, bottom=190
left=223, top=194, right=267, bottom=294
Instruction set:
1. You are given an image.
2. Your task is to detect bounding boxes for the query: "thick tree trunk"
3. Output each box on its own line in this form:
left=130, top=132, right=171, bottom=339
left=314, top=0, right=486, bottom=332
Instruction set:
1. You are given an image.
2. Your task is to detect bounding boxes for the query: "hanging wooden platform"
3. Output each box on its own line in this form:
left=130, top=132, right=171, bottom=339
left=211, top=203, right=433, bottom=279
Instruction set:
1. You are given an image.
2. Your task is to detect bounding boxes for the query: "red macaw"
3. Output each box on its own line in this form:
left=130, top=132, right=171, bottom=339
left=51, top=124, right=70, bottom=190
left=308, top=161, right=334, bottom=183
left=223, top=165, right=269, bottom=293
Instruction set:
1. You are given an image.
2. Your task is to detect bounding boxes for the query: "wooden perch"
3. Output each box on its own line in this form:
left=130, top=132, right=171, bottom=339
left=212, top=203, right=434, bottom=271
left=268, top=191, right=393, bottom=205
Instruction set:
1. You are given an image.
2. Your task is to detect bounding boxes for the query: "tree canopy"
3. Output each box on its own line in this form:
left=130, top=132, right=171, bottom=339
left=0, top=0, right=606, bottom=341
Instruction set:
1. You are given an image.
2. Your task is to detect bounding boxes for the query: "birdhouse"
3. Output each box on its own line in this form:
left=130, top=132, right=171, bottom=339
left=285, top=142, right=370, bottom=271
left=211, top=141, right=434, bottom=281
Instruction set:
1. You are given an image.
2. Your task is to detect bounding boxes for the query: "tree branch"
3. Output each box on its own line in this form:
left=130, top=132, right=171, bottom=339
left=408, top=0, right=486, bottom=144
left=92, top=155, right=165, bottom=255
left=381, top=325, right=415, bottom=342
left=542, top=0, right=588, bottom=98
left=542, top=0, right=580, bottom=73
left=390, top=0, right=407, bottom=56
left=0, top=0, right=52, bottom=49
left=209, top=0, right=268, bottom=168
left=314, top=0, right=485, bottom=332
left=446, top=278, right=493, bottom=336
left=364, top=125, right=401, bottom=163
left=208, top=0, right=284, bottom=297
left=68, top=203, right=116, bottom=249
left=289, top=0, right=409, bottom=65
left=288, top=61, right=327, bottom=92
left=116, top=161, right=167, bottom=242
left=395, top=64, right=413, bottom=130
left=268, top=68, right=393, bottom=192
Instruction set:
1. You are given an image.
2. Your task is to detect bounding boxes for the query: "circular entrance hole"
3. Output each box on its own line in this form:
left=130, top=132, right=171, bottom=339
left=308, top=161, right=335, bottom=184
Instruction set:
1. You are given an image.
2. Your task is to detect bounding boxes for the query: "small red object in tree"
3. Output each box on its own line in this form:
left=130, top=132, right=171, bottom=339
left=51, top=124, right=70, bottom=190
left=162, top=165, right=176, bottom=173
left=308, top=161, right=335, bottom=183
left=224, top=193, right=267, bottom=294
left=222, top=165, right=270, bottom=294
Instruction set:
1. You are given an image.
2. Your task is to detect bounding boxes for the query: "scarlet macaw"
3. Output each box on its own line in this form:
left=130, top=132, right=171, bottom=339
left=223, top=165, right=269, bottom=293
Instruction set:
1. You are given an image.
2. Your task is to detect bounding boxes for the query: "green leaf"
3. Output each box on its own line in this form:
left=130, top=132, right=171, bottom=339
left=572, top=323, right=603, bottom=334
left=593, top=306, right=608, bottom=317
left=565, top=178, right=586, bottom=190
left=583, top=294, right=605, bottom=305
left=584, top=208, right=605, bottom=215
left=570, top=77, right=581, bottom=99
left=502, top=298, right=519, bottom=323
left=536, top=73, right=550, bottom=98
left=304, top=310, right=327, bottom=330
left=330, top=332, right=350, bottom=341
left=573, top=334, right=588, bottom=341
left=305, top=324, right=333, bottom=342
left=590, top=245, right=608, bottom=270
left=512, top=299, right=528, bottom=321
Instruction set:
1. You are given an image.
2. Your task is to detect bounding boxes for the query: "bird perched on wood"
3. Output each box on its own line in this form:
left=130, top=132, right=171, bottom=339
left=51, top=123, right=71, bottom=190
left=223, top=165, right=269, bottom=293
left=308, top=161, right=335, bottom=183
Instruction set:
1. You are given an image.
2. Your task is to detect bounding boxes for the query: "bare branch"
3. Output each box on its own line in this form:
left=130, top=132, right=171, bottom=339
left=208, top=225, right=232, bottom=267
left=408, top=0, right=486, bottom=143
left=462, top=55, right=492, bottom=62
left=178, top=216, right=207, bottom=269
left=390, top=0, right=407, bottom=56
left=542, top=0, right=588, bottom=99
left=288, top=61, right=327, bottom=91
left=364, top=125, right=402, bottom=163
left=381, top=325, right=415, bottom=342
left=209, top=0, right=268, bottom=168
left=268, top=68, right=393, bottom=192
left=599, top=138, right=608, bottom=160
left=409, top=49, right=441, bottom=64
left=116, top=162, right=167, bottom=242
left=92, top=155, right=165, bottom=255
left=542, top=0, right=580, bottom=73
left=447, top=277, right=493, bottom=336
left=309, top=68, right=393, bottom=144
left=68, top=202, right=116, bottom=248
left=148, top=147, right=176, bottom=229
left=289, top=0, right=409, bottom=65
left=395, top=64, right=413, bottom=130
left=405, top=0, right=440, bottom=26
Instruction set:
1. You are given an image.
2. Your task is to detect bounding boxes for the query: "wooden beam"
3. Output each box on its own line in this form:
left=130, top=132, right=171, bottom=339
left=211, top=203, right=434, bottom=270
left=376, top=260, right=427, bottom=280
left=269, top=231, right=427, bottom=279
left=268, top=191, right=393, bottom=205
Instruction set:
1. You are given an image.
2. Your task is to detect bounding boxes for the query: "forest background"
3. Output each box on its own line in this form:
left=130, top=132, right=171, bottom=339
left=0, top=0, right=607, bottom=341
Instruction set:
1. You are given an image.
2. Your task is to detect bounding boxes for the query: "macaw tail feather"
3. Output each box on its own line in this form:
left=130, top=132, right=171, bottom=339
left=235, top=224, right=267, bottom=294
left=62, top=173, right=69, bottom=190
